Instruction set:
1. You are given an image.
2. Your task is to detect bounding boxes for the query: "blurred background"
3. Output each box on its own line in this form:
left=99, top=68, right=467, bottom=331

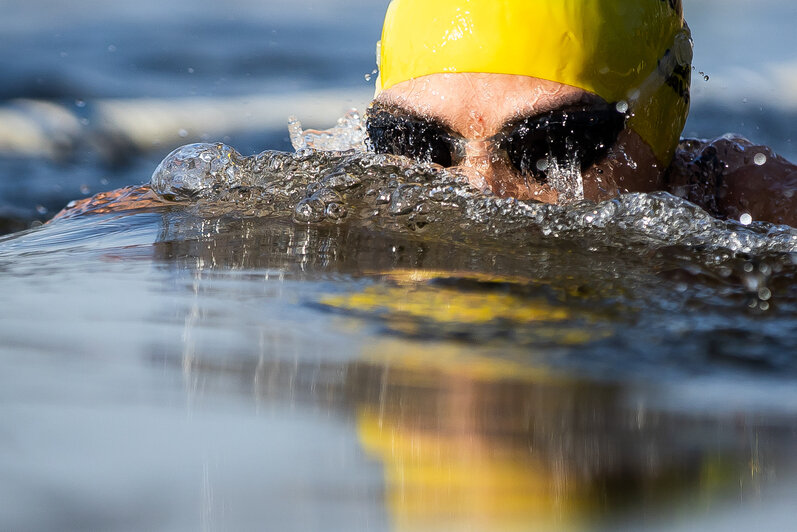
left=1, top=0, right=796, bottom=233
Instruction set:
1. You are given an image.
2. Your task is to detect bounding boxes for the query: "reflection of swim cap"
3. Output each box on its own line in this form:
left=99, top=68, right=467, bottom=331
left=376, top=0, right=692, bottom=165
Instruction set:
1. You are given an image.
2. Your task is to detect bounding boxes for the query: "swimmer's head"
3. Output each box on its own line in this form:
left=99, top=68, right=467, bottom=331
left=374, top=0, right=692, bottom=166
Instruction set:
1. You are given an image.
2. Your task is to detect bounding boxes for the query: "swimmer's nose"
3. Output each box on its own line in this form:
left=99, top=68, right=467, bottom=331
left=456, top=142, right=521, bottom=195
left=455, top=141, right=558, bottom=202
left=457, top=141, right=505, bottom=188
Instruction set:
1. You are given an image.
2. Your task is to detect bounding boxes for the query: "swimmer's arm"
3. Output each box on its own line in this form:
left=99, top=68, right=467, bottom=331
left=668, top=135, right=797, bottom=227
left=51, top=185, right=167, bottom=221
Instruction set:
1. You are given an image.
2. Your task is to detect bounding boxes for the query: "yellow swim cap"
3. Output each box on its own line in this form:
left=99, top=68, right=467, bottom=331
left=376, top=0, right=692, bottom=165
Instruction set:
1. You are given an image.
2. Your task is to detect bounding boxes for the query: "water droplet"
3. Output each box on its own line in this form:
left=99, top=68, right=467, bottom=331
left=80, top=184, right=90, bottom=195
left=754, top=153, right=767, bottom=166
left=536, top=159, right=549, bottom=172
left=36, top=205, right=48, bottom=215
left=294, top=198, right=327, bottom=223
left=615, top=101, right=629, bottom=114
left=389, top=184, right=424, bottom=215
left=758, top=288, right=772, bottom=301
left=287, top=115, right=306, bottom=151
left=740, top=213, right=753, bottom=226
left=325, top=202, right=347, bottom=220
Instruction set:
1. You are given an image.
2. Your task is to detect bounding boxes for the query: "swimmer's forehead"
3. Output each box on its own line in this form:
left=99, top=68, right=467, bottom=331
left=373, top=73, right=603, bottom=136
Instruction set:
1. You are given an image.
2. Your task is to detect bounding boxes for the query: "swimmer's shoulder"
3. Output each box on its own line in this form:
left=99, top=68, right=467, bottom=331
left=51, top=185, right=165, bottom=222
left=666, top=135, right=797, bottom=226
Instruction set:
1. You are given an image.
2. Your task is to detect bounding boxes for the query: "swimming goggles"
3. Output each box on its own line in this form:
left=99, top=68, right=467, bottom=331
left=365, top=102, right=627, bottom=182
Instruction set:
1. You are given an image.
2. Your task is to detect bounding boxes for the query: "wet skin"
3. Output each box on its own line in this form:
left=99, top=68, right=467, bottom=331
left=374, top=72, right=797, bottom=226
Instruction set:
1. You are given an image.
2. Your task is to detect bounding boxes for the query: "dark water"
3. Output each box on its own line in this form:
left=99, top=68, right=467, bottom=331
left=4, top=1, right=797, bottom=531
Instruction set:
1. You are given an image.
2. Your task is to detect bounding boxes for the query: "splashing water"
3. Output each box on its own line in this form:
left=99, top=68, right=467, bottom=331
left=147, top=141, right=797, bottom=256
left=544, top=143, right=584, bottom=204
left=288, top=109, right=366, bottom=152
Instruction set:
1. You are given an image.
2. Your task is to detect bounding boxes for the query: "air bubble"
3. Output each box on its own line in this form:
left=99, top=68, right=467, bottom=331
left=150, top=143, right=248, bottom=199
left=754, top=153, right=767, bottom=166
left=615, top=101, right=629, bottom=114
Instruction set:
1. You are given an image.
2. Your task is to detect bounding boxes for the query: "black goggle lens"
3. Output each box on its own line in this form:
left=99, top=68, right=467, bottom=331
left=501, top=106, right=626, bottom=181
left=365, top=104, right=626, bottom=182
left=365, top=111, right=454, bottom=167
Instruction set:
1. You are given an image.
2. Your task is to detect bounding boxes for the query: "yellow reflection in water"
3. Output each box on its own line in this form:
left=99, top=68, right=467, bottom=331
left=323, top=271, right=570, bottom=326
left=358, top=408, right=591, bottom=532
left=353, top=339, right=596, bottom=532
left=320, top=269, right=608, bottom=346
left=348, top=335, right=755, bottom=532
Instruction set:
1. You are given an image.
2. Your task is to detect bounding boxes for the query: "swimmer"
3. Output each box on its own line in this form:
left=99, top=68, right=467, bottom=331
left=366, top=0, right=797, bottom=226
left=59, top=0, right=797, bottom=228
